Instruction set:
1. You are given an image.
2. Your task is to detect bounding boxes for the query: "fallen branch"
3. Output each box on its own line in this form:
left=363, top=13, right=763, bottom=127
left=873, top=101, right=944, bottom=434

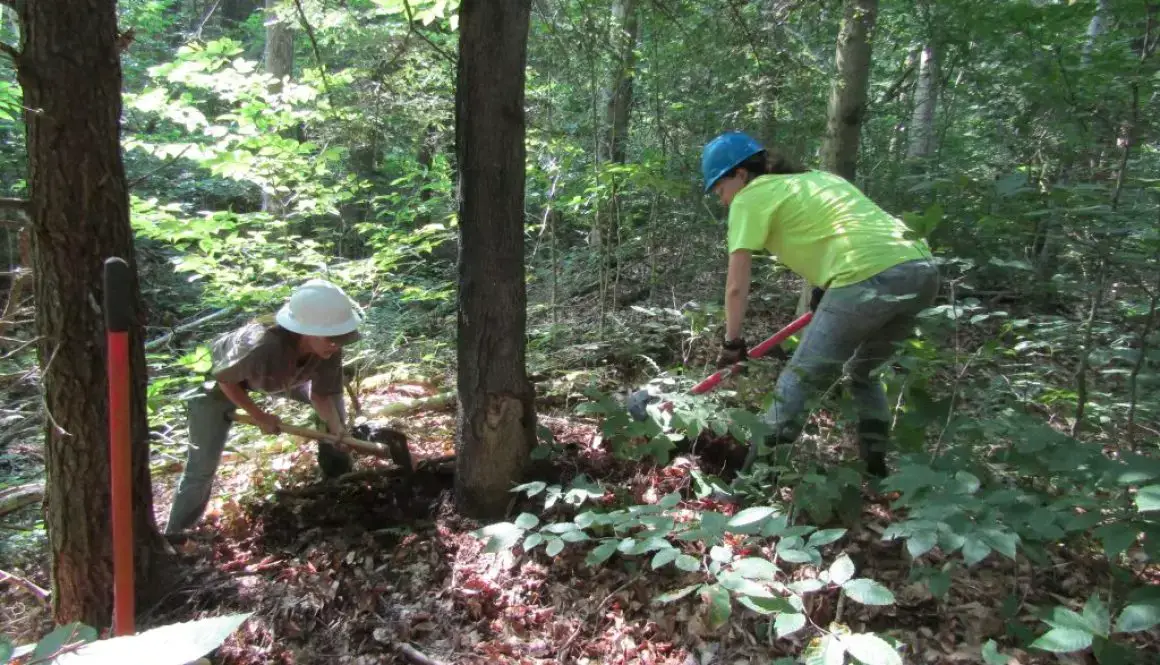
left=0, top=567, right=50, bottom=602
left=145, top=307, right=237, bottom=350
left=0, top=482, right=44, bottom=517
left=396, top=643, right=448, bottom=665
left=375, top=391, right=456, bottom=418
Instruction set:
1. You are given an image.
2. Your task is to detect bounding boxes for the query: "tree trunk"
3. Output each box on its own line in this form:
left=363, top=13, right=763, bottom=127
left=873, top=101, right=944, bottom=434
left=906, top=43, right=939, bottom=161
left=262, top=0, right=295, bottom=216
left=605, top=0, right=638, bottom=164
left=1082, top=0, right=1110, bottom=65
left=820, top=0, right=878, bottom=182
left=453, top=0, right=537, bottom=520
left=16, top=0, right=173, bottom=627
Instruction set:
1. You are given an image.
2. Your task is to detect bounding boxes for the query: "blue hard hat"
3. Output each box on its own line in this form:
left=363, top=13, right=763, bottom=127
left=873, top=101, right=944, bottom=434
left=701, top=131, right=764, bottom=193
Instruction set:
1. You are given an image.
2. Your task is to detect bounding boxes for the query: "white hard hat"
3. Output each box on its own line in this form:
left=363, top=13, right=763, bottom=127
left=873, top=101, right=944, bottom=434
left=275, top=279, right=363, bottom=338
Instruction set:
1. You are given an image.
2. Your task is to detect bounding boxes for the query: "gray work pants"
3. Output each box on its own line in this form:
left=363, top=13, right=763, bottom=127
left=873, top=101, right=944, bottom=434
left=763, top=258, right=941, bottom=440
left=164, top=384, right=351, bottom=534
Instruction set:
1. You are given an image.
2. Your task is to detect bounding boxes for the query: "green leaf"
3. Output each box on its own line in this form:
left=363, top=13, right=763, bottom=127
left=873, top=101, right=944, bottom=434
left=651, top=548, right=679, bottom=570
left=653, top=583, right=701, bottom=604
left=807, top=529, right=847, bottom=548
left=980, top=529, right=1019, bottom=560
left=0, top=636, right=13, bottom=665
left=906, top=531, right=939, bottom=559
left=981, top=640, right=1007, bottom=665
left=843, top=633, right=902, bottom=665
left=1115, top=600, right=1160, bottom=633
left=778, top=547, right=815, bottom=564
left=523, top=533, right=544, bottom=551
left=732, top=557, right=779, bottom=581
left=842, top=579, right=896, bottom=606
left=789, top=578, right=826, bottom=594
left=1135, top=485, right=1160, bottom=512
left=775, top=612, right=807, bottom=639
left=561, top=529, right=590, bottom=543
left=804, top=634, right=846, bottom=665
left=1029, top=628, right=1093, bottom=653
left=703, top=584, right=732, bottom=630
left=710, top=545, right=733, bottom=563
left=1044, top=605, right=1100, bottom=633
left=33, top=622, right=99, bottom=659
left=737, top=595, right=795, bottom=615
left=659, top=491, right=682, bottom=508
left=514, top=513, right=539, bottom=530
left=961, top=537, right=992, bottom=565
left=1083, top=594, right=1110, bottom=637
left=728, top=506, right=779, bottom=528
left=546, top=538, right=565, bottom=557
left=828, top=554, right=856, bottom=586
left=586, top=540, right=618, bottom=566
left=477, top=522, right=524, bottom=553
left=49, top=613, right=252, bottom=664
left=675, top=554, right=701, bottom=572
left=1094, top=522, right=1139, bottom=559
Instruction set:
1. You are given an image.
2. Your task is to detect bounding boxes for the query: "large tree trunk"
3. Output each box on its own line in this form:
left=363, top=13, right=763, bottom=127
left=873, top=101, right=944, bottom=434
left=605, top=0, right=638, bottom=164
left=16, top=0, right=173, bottom=626
left=906, top=43, right=939, bottom=161
left=453, top=0, right=537, bottom=519
left=262, top=0, right=295, bottom=215
left=820, top=0, right=878, bottom=182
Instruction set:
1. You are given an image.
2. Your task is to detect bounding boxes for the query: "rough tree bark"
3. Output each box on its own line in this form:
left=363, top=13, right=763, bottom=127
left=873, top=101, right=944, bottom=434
left=820, top=0, right=878, bottom=182
left=453, top=0, right=537, bottom=519
left=15, top=0, right=173, bottom=626
left=906, top=43, right=939, bottom=161
left=605, top=0, right=638, bottom=165
left=262, top=0, right=295, bottom=215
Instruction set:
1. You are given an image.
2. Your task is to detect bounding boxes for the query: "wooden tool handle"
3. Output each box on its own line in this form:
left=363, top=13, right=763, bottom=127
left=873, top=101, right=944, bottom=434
left=229, top=411, right=391, bottom=460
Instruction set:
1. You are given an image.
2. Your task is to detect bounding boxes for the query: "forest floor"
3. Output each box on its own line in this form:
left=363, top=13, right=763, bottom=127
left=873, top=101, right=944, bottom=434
left=6, top=373, right=1158, bottom=664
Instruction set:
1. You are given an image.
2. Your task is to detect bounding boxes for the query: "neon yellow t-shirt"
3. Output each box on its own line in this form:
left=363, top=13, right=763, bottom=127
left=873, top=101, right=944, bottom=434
left=727, top=171, right=932, bottom=288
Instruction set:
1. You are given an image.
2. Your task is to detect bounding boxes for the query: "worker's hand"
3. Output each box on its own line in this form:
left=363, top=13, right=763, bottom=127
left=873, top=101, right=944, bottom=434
left=809, top=287, right=826, bottom=312
left=252, top=411, right=281, bottom=435
left=717, top=338, right=748, bottom=369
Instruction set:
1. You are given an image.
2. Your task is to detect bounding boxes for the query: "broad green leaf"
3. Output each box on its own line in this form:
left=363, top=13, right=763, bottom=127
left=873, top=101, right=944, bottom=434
left=1082, top=594, right=1110, bottom=637
left=842, top=633, right=902, bottom=665
left=675, top=554, right=701, bottom=572
left=1029, top=628, right=1093, bottom=653
left=52, top=613, right=252, bottom=665
left=980, top=529, right=1019, bottom=560
left=789, top=579, right=825, bottom=594
left=1094, top=522, right=1138, bottom=559
left=803, top=634, right=846, bottom=665
left=703, top=584, right=732, bottom=630
left=522, top=533, right=544, bottom=551
left=775, top=612, right=807, bottom=639
left=546, top=538, right=565, bottom=557
left=737, top=595, right=795, bottom=615
left=0, top=636, right=13, bottom=664
left=659, top=491, right=682, bottom=508
left=514, top=513, right=539, bottom=529
left=1135, top=485, right=1160, bottom=512
left=653, top=583, right=701, bottom=604
left=561, top=529, right=590, bottom=543
left=34, top=623, right=99, bottom=660
left=962, top=537, right=992, bottom=566
left=828, top=554, right=856, bottom=586
left=842, top=579, right=896, bottom=606
left=710, top=545, right=733, bottom=563
left=807, top=529, right=847, bottom=548
left=718, top=572, right=775, bottom=599
left=981, top=640, right=1007, bottom=665
left=728, top=506, right=779, bottom=528
left=1115, top=600, right=1160, bottom=633
left=477, top=522, right=523, bottom=553
left=651, top=548, right=679, bottom=570
left=906, top=531, right=939, bottom=559
left=1044, top=605, right=1100, bottom=633
left=778, top=547, right=815, bottom=564
left=586, top=540, right=618, bottom=566
left=732, top=557, right=779, bottom=581
left=511, top=481, right=546, bottom=496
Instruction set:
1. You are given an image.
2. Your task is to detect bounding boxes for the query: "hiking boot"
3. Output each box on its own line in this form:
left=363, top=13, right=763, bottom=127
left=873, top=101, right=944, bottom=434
left=857, top=419, right=890, bottom=478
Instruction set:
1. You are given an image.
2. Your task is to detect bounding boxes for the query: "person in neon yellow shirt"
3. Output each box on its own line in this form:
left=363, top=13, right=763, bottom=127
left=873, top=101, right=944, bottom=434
left=702, top=131, right=940, bottom=477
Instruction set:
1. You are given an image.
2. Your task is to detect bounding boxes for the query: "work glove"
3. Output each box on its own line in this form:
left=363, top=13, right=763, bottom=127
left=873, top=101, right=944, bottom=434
left=716, top=338, right=748, bottom=369
left=809, top=287, right=826, bottom=312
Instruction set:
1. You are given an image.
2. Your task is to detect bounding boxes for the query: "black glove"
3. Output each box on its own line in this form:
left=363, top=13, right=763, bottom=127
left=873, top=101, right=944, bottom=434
left=809, top=287, right=825, bottom=312
left=717, top=338, right=748, bottom=369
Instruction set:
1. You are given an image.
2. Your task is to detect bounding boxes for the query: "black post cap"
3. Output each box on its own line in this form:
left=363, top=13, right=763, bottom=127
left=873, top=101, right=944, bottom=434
left=103, top=257, right=133, bottom=333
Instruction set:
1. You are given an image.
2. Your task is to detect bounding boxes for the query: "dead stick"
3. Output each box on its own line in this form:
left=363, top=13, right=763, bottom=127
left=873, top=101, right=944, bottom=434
left=396, top=643, right=448, bottom=665
left=0, top=568, right=50, bottom=602
left=228, top=412, right=397, bottom=461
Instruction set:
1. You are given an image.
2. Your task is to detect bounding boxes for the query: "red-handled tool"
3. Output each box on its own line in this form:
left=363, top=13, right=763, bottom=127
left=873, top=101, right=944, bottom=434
left=691, top=310, right=813, bottom=394
left=104, top=257, right=135, bottom=636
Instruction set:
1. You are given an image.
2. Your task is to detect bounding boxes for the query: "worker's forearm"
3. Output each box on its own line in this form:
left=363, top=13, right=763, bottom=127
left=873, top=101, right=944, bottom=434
left=218, top=382, right=267, bottom=418
left=724, top=251, right=753, bottom=341
left=311, top=393, right=344, bottom=434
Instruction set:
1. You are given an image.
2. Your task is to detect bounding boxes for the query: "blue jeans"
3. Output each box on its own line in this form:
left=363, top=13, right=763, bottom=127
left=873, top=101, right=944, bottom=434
left=164, top=384, right=350, bottom=534
left=763, top=258, right=941, bottom=442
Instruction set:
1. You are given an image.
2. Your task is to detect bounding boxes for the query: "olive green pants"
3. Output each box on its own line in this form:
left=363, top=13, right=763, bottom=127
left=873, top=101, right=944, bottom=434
left=164, top=384, right=351, bottom=534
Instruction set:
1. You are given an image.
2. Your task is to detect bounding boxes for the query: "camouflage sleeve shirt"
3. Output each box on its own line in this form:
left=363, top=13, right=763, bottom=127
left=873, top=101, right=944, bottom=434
left=208, top=323, right=343, bottom=397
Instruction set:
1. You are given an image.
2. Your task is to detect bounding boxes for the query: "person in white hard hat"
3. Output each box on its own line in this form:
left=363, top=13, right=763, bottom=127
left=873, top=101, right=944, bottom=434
left=164, top=279, right=364, bottom=537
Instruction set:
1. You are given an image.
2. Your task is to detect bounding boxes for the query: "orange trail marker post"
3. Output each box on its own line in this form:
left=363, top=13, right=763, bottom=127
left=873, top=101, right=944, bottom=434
left=104, top=257, right=135, bottom=636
